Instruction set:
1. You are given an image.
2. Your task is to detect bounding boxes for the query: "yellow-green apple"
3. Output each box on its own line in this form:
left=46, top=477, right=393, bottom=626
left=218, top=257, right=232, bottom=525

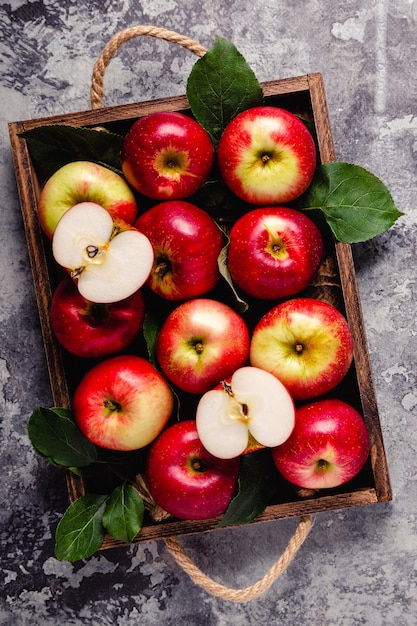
left=196, top=366, right=295, bottom=459
left=145, top=420, right=241, bottom=520
left=134, top=200, right=224, bottom=300
left=217, top=106, right=316, bottom=205
left=50, top=276, right=145, bottom=359
left=52, top=202, right=154, bottom=304
left=272, top=398, right=370, bottom=489
left=121, top=111, right=214, bottom=200
left=37, top=160, right=138, bottom=238
left=156, top=298, right=250, bottom=394
left=227, top=206, right=324, bottom=300
left=72, top=354, right=174, bottom=451
left=250, top=297, right=354, bottom=400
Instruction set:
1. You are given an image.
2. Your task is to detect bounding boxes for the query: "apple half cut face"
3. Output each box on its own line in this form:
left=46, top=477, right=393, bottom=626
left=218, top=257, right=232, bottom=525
left=196, top=366, right=295, bottom=459
left=52, top=202, right=154, bottom=304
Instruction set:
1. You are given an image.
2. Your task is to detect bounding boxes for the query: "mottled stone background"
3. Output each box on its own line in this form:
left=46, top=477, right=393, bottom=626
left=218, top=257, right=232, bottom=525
left=1, top=1, right=416, bottom=624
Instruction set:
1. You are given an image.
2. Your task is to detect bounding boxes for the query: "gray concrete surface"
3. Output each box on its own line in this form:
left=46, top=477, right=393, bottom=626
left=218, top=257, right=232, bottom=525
left=1, top=1, right=416, bottom=624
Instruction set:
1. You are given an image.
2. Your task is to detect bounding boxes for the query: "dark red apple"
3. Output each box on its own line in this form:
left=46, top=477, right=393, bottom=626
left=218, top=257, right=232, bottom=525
left=50, top=277, right=146, bottom=359
left=121, top=111, right=214, bottom=200
left=227, top=206, right=324, bottom=300
left=135, top=200, right=224, bottom=300
left=272, top=398, right=370, bottom=489
left=146, top=420, right=241, bottom=520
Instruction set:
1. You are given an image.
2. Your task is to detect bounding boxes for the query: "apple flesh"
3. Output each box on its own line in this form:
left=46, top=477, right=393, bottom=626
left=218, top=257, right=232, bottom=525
left=196, top=366, right=295, bottom=459
left=50, top=277, right=146, bottom=359
left=227, top=206, right=324, bottom=300
left=37, top=160, right=138, bottom=238
left=217, top=106, right=316, bottom=205
left=121, top=111, right=215, bottom=200
left=272, top=398, right=370, bottom=489
left=52, top=201, right=154, bottom=304
left=156, top=298, right=250, bottom=394
left=250, top=297, right=354, bottom=400
left=135, top=200, right=224, bottom=300
left=145, top=420, right=241, bottom=520
left=72, top=354, right=174, bottom=451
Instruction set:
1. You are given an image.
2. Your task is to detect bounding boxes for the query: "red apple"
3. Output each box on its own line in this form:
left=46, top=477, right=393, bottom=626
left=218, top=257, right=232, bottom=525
left=50, top=277, right=146, bottom=359
left=135, top=200, right=224, bottom=300
left=272, top=398, right=370, bottom=489
left=217, top=106, right=316, bottom=205
left=37, top=160, right=138, bottom=238
left=156, top=298, right=250, bottom=394
left=250, top=297, right=354, bottom=400
left=145, top=420, right=241, bottom=520
left=227, top=206, right=324, bottom=300
left=72, top=354, right=174, bottom=451
left=121, top=111, right=214, bottom=200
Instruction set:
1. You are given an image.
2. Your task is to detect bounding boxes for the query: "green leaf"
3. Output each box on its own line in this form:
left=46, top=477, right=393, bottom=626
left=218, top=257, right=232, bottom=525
left=102, top=484, right=144, bottom=543
left=27, top=406, right=97, bottom=467
left=55, top=494, right=107, bottom=561
left=186, top=36, right=263, bottom=146
left=217, top=450, right=277, bottom=527
left=142, top=309, right=163, bottom=367
left=301, top=162, right=403, bottom=243
left=19, top=125, right=125, bottom=179
left=217, top=238, right=248, bottom=313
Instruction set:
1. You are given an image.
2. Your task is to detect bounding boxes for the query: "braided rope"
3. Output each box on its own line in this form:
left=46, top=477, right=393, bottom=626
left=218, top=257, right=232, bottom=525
left=165, top=515, right=313, bottom=602
left=90, top=25, right=207, bottom=109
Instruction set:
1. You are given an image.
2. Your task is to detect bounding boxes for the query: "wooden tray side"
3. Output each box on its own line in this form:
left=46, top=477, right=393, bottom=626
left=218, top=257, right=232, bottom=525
left=8, top=73, right=392, bottom=549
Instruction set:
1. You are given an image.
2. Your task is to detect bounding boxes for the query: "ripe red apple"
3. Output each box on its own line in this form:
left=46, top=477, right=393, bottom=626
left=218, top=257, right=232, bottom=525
left=217, top=106, right=316, bottom=205
left=37, top=160, right=138, bottom=238
left=134, top=200, right=224, bottom=300
left=72, top=354, right=174, bottom=451
left=272, top=398, right=370, bottom=489
left=250, top=297, right=354, bottom=400
left=227, top=206, right=324, bottom=300
left=145, top=420, right=241, bottom=520
left=121, top=111, right=215, bottom=200
left=156, top=298, right=250, bottom=394
left=50, top=277, right=146, bottom=359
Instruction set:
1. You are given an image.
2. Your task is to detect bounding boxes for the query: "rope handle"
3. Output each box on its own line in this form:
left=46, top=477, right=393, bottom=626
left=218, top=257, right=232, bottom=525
left=90, top=25, right=207, bottom=109
left=91, top=25, right=314, bottom=601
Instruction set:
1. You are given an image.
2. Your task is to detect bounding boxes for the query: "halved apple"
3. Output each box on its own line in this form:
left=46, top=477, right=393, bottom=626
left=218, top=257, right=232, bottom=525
left=52, top=201, right=154, bottom=304
left=196, top=366, right=295, bottom=459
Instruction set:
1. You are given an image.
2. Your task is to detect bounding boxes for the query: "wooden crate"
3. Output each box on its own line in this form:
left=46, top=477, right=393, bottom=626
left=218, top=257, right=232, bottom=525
left=8, top=73, right=392, bottom=549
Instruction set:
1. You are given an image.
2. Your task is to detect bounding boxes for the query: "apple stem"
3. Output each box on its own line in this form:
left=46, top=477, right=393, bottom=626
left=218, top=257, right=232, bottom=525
left=317, top=459, right=329, bottom=472
left=103, top=398, right=122, bottom=413
left=154, top=259, right=170, bottom=278
left=295, top=343, right=304, bottom=353
left=191, top=458, right=207, bottom=473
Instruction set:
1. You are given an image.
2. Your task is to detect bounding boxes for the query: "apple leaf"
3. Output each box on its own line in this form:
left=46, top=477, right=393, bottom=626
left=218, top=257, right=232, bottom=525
left=301, top=162, right=403, bottom=243
left=186, top=36, right=263, bottom=146
left=19, top=125, right=125, bottom=180
left=55, top=494, right=107, bottom=561
left=142, top=309, right=163, bottom=367
left=102, top=484, right=144, bottom=544
left=217, top=450, right=277, bottom=528
left=27, top=406, right=97, bottom=468
left=217, top=239, right=249, bottom=313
